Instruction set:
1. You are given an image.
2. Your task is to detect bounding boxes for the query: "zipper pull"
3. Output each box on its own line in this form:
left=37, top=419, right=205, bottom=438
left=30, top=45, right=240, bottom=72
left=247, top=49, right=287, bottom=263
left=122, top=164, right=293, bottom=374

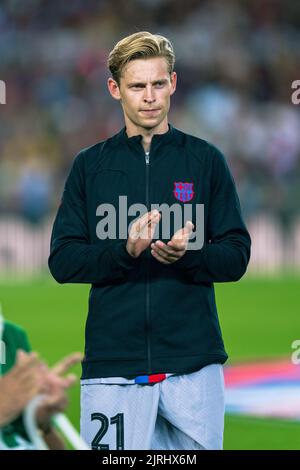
left=145, top=151, right=150, bottom=165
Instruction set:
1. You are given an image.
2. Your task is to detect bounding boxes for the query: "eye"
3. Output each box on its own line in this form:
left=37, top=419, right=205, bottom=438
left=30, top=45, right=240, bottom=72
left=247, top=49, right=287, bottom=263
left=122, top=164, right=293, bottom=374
left=155, top=82, right=165, bottom=88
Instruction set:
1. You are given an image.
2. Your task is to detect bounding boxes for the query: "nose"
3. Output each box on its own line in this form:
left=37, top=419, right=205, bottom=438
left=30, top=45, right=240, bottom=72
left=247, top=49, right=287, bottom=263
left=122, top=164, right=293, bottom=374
left=143, top=85, right=155, bottom=104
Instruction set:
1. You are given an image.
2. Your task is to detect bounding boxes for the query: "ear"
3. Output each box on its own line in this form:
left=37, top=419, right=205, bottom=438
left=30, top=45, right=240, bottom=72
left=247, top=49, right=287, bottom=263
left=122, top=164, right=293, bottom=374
left=170, top=71, right=177, bottom=96
left=107, top=77, right=121, bottom=101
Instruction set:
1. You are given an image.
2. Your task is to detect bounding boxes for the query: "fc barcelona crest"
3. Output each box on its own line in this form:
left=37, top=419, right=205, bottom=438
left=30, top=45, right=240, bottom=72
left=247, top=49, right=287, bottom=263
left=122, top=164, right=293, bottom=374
left=173, top=182, right=194, bottom=202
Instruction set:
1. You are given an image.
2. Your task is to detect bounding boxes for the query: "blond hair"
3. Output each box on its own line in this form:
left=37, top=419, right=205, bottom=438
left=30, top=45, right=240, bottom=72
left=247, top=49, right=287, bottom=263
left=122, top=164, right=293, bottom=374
left=107, top=31, right=175, bottom=84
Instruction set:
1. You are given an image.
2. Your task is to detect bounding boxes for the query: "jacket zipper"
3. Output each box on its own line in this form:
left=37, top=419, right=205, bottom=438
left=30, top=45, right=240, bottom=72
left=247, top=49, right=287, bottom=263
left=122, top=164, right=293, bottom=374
left=145, top=150, right=152, bottom=374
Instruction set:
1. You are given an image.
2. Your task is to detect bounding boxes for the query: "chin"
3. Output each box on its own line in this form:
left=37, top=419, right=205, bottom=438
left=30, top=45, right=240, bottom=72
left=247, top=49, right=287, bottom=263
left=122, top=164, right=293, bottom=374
left=141, top=116, right=163, bottom=127
left=145, top=123, right=161, bottom=131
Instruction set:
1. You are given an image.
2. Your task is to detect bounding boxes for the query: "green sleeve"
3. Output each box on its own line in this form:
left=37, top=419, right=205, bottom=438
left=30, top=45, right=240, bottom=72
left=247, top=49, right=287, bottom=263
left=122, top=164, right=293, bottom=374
left=0, top=322, right=33, bottom=447
left=1, top=321, right=31, bottom=375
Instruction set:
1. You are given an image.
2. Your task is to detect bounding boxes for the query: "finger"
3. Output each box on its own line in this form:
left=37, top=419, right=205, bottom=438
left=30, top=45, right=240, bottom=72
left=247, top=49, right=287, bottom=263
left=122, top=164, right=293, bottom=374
left=137, top=210, right=159, bottom=228
left=130, top=213, right=149, bottom=237
left=151, top=250, right=171, bottom=264
left=139, top=210, right=160, bottom=230
left=167, top=239, right=187, bottom=251
left=16, top=350, right=28, bottom=363
left=151, top=241, right=182, bottom=257
left=22, top=374, right=45, bottom=397
left=16, top=350, right=39, bottom=366
left=131, top=211, right=160, bottom=240
left=169, top=222, right=194, bottom=247
left=172, top=232, right=188, bottom=243
left=15, top=354, right=43, bottom=380
left=151, top=245, right=179, bottom=262
left=182, top=221, right=194, bottom=236
left=137, top=212, right=160, bottom=240
left=22, top=363, right=48, bottom=389
left=62, top=373, right=77, bottom=388
left=172, top=221, right=194, bottom=241
left=51, top=353, right=83, bottom=376
left=51, top=373, right=77, bottom=389
left=147, top=214, right=161, bottom=237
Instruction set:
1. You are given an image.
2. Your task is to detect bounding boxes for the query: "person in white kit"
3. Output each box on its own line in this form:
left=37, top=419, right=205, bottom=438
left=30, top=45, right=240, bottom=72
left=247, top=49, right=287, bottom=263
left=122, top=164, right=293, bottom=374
left=49, top=31, right=251, bottom=450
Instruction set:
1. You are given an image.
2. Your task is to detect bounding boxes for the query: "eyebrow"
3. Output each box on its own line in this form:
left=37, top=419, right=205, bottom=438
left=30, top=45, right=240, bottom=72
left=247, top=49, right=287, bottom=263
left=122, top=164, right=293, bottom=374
left=127, top=79, right=168, bottom=87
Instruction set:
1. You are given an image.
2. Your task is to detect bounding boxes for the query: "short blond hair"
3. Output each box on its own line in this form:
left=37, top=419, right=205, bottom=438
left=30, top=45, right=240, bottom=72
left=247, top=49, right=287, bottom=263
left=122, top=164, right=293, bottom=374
left=107, top=31, right=175, bottom=85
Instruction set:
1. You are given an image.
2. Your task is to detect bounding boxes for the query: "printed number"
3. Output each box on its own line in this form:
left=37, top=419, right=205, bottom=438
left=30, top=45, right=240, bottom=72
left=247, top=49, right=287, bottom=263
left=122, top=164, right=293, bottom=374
left=111, top=413, right=125, bottom=450
left=91, top=413, right=124, bottom=450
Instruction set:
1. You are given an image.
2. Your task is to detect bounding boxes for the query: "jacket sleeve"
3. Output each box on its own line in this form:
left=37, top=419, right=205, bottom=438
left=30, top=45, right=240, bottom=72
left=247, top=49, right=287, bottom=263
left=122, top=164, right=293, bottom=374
left=48, top=151, right=141, bottom=284
left=172, top=146, right=251, bottom=283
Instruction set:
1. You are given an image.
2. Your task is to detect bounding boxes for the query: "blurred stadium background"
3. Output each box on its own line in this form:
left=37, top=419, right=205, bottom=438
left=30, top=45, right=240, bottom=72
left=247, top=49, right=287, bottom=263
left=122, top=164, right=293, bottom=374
left=0, top=0, right=299, bottom=449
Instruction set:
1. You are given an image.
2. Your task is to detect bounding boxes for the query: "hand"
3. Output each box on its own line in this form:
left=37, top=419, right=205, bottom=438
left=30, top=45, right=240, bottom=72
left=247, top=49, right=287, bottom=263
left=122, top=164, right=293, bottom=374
left=126, top=210, right=161, bottom=258
left=36, top=352, right=83, bottom=432
left=0, top=350, right=44, bottom=426
left=150, top=221, right=194, bottom=265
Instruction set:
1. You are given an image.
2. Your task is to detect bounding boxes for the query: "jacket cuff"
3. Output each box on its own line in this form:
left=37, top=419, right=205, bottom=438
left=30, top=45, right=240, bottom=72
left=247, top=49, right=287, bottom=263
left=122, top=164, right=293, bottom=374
left=172, top=249, right=205, bottom=271
left=110, top=240, right=141, bottom=270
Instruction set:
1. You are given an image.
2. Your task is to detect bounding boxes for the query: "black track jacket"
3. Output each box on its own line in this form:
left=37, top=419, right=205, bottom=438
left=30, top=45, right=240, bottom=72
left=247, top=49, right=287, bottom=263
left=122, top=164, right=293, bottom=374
left=48, top=124, right=251, bottom=379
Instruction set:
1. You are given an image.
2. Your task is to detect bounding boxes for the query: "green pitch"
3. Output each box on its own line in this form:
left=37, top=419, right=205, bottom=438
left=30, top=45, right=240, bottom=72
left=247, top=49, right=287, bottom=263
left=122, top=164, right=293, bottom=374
left=0, top=274, right=299, bottom=449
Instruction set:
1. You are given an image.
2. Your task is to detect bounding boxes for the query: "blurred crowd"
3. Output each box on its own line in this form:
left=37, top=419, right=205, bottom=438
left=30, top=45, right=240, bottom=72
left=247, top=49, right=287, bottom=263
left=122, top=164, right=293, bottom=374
left=0, top=0, right=299, bottom=226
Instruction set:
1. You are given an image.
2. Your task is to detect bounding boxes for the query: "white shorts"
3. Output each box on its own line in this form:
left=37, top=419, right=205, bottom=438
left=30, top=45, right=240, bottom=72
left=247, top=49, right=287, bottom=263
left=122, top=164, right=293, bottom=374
left=80, top=364, right=225, bottom=450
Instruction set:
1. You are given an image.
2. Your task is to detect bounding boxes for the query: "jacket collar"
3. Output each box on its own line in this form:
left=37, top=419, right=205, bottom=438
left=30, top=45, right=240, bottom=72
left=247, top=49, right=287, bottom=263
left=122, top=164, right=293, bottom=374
left=116, top=123, right=179, bottom=153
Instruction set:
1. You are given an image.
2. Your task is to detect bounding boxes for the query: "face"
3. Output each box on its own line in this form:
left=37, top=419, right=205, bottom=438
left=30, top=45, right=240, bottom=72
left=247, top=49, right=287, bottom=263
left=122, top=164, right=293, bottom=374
left=108, top=57, right=177, bottom=134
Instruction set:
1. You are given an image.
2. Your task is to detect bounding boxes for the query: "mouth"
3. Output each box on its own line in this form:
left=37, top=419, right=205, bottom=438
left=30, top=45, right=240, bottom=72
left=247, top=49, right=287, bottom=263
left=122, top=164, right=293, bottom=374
left=140, top=109, right=160, bottom=114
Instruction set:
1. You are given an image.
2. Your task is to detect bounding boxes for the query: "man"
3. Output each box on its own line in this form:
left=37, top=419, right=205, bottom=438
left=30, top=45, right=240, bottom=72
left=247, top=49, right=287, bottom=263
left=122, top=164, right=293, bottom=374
left=48, top=31, right=251, bottom=450
left=0, top=318, right=82, bottom=449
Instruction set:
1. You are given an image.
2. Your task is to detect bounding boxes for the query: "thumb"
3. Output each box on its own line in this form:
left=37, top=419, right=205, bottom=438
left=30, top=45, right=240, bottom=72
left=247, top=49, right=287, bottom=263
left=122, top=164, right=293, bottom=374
left=16, top=349, right=27, bottom=364
left=184, top=221, right=194, bottom=235
left=16, top=350, right=38, bottom=365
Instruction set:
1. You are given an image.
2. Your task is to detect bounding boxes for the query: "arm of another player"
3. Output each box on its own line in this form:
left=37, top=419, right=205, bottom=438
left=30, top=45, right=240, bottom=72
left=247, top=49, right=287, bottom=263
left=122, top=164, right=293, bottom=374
left=0, top=351, right=43, bottom=427
left=36, top=352, right=83, bottom=450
